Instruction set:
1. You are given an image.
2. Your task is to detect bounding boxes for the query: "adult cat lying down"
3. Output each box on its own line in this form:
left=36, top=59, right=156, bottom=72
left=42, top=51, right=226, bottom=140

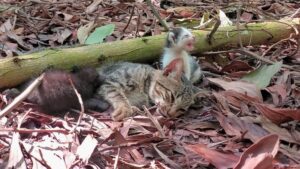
left=4, top=62, right=200, bottom=121
left=96, top=62, right=199, bottom=121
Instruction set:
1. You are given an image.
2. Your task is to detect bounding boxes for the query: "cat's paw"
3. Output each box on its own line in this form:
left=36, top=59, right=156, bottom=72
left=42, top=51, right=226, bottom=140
left=112, top=106, right=133, bottom=121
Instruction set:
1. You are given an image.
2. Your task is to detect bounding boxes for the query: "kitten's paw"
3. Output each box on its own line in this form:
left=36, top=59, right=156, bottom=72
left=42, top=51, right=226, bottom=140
left=131, top=106, right=143, bottom=115
left=112, top=106, right=133, bottom=121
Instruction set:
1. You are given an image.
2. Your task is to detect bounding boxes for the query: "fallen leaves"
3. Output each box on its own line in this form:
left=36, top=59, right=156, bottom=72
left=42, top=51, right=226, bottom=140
left=242, top=61, right=283, bottom=89
left=85, top=24, right=115, bottom=45
left=77, top=21, right=95, bottom=44
left=234, top=134, right=279, bottom=169
left=185, top=144, right=239, bottom=169
left=1, top=0, right=300, bottom=168
left=254, top=103, right=300, bottom=124
left=208, top=78, right=263, bottom=101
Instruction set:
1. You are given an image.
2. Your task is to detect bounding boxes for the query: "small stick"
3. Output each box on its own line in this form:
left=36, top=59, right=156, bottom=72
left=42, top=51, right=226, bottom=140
left=98, top=136, right=162, bottom=153
left=143, top=106, right=165, bottom=137
left=122, top=6, right=135, bottom=33
left=146, top=0, right=169, bottom=31
left=17, top=109, right=31, bottom=128
left=236, top=48, right=294, bottom=70
left=68, top=77, right=84, bottom=133
left=0, top=128, right=69, bottom=134
left=262, top=33, right=294, bottom=57
left=113, top=147, right=120, bottom=169
left=0, top=73, right=45, bottom=119
left=206, top=17, right=220, bottom=45
left=236, top=4, right=244, bottom=48
left=152, top=143, right=181, bottom=169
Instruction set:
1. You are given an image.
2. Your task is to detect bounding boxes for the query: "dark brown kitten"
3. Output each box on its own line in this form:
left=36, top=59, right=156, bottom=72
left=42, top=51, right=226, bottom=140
left=27, top=67, right=109, bottom=114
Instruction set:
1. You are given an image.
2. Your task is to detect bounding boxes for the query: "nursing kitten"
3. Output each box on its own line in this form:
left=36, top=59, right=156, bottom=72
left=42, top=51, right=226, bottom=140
left=26, top=67, right=109, bottom=115
left=96, top=62, right=199, bottom=121
left=161, top=27, right=202, bottom=84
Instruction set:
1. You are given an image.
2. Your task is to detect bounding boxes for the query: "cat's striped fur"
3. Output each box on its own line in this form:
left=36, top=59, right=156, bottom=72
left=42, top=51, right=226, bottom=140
left=96, top=62, right=198, bottom=121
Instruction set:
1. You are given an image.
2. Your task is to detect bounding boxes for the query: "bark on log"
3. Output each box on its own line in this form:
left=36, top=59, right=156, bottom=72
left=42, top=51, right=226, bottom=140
left=0, top=18, right=299, bottom=89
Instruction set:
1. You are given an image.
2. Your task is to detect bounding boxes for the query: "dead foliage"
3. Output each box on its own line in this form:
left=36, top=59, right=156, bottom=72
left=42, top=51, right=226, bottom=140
left=0, top=0, right=300, bottom=168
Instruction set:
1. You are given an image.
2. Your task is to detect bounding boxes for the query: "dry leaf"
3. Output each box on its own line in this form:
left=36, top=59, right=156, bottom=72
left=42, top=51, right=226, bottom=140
left=212, top=110, right=269, bottom=142
left=57, top=28, right=72, bottom=44
left=5, top=133, right=26, bottom=169
left=0, top=19, right=13, bottom=34
left=185, top=144, right=239, bottom=169
left=77, top=21, right=95, bottom=44
left=86, top=0, right=103, bottom=14
left=234, top=134, right=279, bottom=169
left=265, top=84, right=287, bottom=105
left=76, top=135, right=98, bottom=164
left=254, top=103, right=300, bottom=124
left=23, top=142, right=68, bottom=169
left=208, top=78, right=263, bottom=101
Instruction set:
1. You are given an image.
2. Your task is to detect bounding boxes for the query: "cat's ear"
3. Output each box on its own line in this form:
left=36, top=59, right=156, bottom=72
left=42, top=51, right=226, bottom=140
left=162, top=58, right=184, bottom=81
left=154, top=71, right=180, bottom=91
left=167, top=31, right=176, bottom=45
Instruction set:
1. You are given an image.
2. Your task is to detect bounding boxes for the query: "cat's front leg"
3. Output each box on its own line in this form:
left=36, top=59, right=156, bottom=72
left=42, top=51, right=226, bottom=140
left=100, top=85, right=133, bottom=121
left=112, top=104, right=133, bottom=121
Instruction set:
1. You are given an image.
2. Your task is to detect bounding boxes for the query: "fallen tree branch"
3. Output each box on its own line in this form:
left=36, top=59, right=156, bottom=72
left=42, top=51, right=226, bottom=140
left=0, top=18, right=300, bottom=88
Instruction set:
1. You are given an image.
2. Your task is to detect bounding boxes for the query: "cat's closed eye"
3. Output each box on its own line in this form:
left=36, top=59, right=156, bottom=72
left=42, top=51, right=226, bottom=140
left=178, top=108, right=187, bottom=112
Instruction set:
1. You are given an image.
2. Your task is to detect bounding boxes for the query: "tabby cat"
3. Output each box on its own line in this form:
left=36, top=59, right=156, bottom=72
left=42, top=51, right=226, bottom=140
left=96, top=62, right=199, bottom=121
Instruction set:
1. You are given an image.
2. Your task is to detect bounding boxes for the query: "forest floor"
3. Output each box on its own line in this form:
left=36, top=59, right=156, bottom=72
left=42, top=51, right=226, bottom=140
left=0, top=0, right=300, bottom=168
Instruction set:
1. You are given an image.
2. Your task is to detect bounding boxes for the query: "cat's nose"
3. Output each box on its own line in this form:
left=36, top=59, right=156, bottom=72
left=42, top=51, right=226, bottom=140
left=167, top=108, right=184, bottom=118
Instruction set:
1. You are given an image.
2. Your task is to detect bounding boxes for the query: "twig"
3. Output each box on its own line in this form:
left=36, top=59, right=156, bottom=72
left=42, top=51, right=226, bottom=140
left=86, top=0, right=103, bottom=14
left=236, top=48, right=294, bottom=70
left=146, top=0, right=169, bottom=31
left=290, top=8, right=300, bottom=18
left=202, top=50, right=236, bottom=55
left=0, top=73, right=45, bottom=119
left=152, top=143, right=181, bottom=169
left=202, top=71, right=221, bottom=77
left=194, top=18, right=214, bottom=29
left=208, top=135, right=241, bottom=148
left=262, top=33, right=295, bottom=57
left=122, top=6, right=135, bottom=33
left=113, top=147, right=120, bottom=169
left=206, top=18, right=220, bottom=45
left=17, top=109, right=31, bottom=128
left=68, top=77, right=84, bottom=133
left=143, top=106, right=165, bottom=137
left=236, top=4, right=244, bottom=48
left=0, top=128, right=69, bottom=134
left=135, top=7, right=141, bottom=37
left=98, top=136, right=162, bottom=152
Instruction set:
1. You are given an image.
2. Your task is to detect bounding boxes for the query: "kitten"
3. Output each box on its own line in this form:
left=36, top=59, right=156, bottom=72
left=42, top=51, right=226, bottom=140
left=161, top=27, right=202, bottom=84
left=26, top=67, right=109, bottom=115
left=96, top=62, right=199, bottom=121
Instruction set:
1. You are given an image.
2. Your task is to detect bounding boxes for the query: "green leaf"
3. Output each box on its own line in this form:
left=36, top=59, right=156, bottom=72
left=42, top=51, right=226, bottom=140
left=242, top=61, right=282, bottom=89
left=85, top=24, right=115, bottom=45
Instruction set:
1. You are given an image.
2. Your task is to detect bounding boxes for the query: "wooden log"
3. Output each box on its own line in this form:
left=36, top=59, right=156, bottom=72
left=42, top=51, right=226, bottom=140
left=0, top=18, right=299, bottom=89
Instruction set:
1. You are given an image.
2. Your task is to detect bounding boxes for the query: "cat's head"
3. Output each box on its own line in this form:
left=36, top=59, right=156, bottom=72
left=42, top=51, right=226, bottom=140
left=150, top=71, right=200, bottom=118
left=165, top=27, right=195, bottom=52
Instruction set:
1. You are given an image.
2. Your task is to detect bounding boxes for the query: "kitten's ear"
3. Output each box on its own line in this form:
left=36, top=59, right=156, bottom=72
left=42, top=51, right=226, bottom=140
left=167, top=32, right=176, bottom=45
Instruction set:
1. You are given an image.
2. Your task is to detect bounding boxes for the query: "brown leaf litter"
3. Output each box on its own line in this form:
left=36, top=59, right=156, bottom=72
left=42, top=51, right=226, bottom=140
left=0, top=0, right=300, bottom=168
